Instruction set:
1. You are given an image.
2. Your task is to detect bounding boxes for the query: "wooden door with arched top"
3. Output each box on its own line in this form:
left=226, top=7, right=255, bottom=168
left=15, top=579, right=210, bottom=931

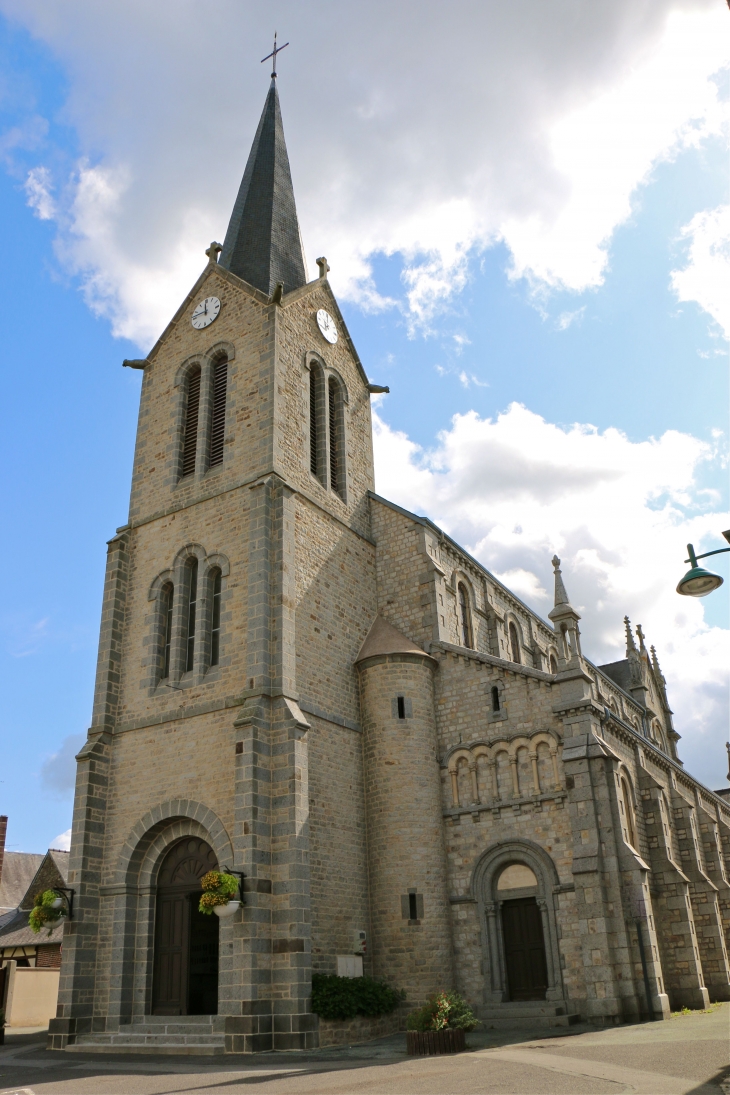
left=152, top=837, right=220, bottom=1015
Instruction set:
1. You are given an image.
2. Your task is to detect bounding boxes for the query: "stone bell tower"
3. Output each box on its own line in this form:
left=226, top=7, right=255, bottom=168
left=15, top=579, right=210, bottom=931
left=50, top=70, right=381, bottom=1053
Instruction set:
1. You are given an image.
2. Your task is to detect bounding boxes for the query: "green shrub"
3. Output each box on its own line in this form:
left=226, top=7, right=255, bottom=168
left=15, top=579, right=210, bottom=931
left=406, top=991, right=478, bottom=1032
left=311, top=973, right=405, bottom=1022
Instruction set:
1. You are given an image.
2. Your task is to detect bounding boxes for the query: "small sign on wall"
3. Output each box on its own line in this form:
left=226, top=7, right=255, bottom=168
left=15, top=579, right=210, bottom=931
left=337, top=955, right=363, bottom=978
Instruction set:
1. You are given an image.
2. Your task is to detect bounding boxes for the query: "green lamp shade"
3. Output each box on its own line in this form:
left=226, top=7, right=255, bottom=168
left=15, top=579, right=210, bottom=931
left=676, top=565, right=724, bottom=597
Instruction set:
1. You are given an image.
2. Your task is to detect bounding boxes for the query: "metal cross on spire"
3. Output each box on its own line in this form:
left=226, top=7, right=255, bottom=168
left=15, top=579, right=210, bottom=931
left=261, top=31, right=289, bottom=79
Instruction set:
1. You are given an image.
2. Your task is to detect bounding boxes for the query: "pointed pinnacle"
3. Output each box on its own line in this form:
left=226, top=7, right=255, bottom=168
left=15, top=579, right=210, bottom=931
left=624, top=616, right=638, bottom=655
left=552, top=555, right=570, bottom=607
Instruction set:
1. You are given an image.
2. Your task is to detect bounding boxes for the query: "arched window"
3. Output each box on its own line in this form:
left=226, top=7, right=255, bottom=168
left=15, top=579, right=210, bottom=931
left=210, top=569, right=222, bottom=667
left=328, top=376, right=345, bottom=499
left=458, top=583, right=473, bottom=648
left=659, top=793, right=672, bottom=858
left=309, top=363, right=325, bottom=485
left=208, top=356, right=228, bottom=468
left=185, top=559, right=198, bottom=673
left=161, top=583, right=174, bottom=680
left=509, top=622, right=521, bottom=664
left=182, top=366, right=201, bottom=477
left=491, top=685, right=500, bottom=712
left=620, top=776, right=637, bottom=848
left=550, top=654, right=558, bottom=674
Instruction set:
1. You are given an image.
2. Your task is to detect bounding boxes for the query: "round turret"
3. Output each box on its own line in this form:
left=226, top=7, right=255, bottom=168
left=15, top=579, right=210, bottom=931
left=356, top=617, right=454, bottom=1007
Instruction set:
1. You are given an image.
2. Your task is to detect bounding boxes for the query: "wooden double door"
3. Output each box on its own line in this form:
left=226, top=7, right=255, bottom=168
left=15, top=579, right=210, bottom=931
left=501, top=897, right=548, bottom=1001
left=151, top=838, right=220, bottom=1015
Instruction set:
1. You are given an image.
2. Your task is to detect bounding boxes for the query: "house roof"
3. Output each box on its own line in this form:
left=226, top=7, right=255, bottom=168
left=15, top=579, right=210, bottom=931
left=0, top=848, right=70, bottom=950
left=219, top=78, right=307, bottom=297
left=0, top=852, right=44, bottom=915
left=355, top=616, right=434, bottom=664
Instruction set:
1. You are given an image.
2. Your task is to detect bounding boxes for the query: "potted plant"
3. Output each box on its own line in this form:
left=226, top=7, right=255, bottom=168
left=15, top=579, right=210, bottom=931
left=406, top=991, right=478, bottom=1055
left=29, top=890, right=67, bottom=936
left=199, top=871, right=240, bottom=918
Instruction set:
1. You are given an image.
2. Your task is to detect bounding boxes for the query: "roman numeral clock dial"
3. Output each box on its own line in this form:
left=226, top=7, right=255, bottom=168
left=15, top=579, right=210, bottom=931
left=192, top=296, right=221, bottom=329
left=316, top=308, right=338, bottom=344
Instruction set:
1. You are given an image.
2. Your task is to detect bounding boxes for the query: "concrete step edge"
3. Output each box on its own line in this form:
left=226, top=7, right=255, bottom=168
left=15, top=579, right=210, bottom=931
left=65, top=1044, right=225, bottom=1056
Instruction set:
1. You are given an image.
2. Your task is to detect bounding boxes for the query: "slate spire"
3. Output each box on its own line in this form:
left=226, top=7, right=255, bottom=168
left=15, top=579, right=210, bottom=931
left=219, top=78, right=307, bottom=297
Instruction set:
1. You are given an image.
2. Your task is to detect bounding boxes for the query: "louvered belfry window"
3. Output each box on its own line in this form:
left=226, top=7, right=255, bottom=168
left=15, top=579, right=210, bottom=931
left=328, top=377, right=339, bottom=495
left=209, top=357, right=228, bottom=467
left=182, top=366, right=201, bottom=477
left=310, top=368, right=319, bottom=475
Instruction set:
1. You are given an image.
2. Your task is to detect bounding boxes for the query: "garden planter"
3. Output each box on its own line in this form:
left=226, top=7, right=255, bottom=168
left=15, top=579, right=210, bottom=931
left=407, top=1028, right=465, bottom=1055
left=214, top=900, right=240, bottom=918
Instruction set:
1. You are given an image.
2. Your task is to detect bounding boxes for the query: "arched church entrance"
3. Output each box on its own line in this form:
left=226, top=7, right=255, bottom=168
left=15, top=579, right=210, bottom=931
left=498, top=864, right=548, bottom=1001
left=152, top=837, right=219, bottom=1015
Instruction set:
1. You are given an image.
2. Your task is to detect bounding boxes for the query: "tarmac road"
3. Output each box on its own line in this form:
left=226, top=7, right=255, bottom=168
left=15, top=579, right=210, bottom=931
left=0, top=1004, right=727, bottom=1095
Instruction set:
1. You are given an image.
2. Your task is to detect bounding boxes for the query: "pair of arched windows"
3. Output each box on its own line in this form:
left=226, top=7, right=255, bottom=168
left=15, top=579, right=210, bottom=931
left=159, top=562, right=222, bottom=681
left=181, top=356, right=228, bottom=479
left=309, top=362, right=346, bottom=501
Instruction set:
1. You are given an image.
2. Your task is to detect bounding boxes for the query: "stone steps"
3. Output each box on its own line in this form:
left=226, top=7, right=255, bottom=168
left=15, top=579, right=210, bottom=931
left=65, top=1014, right=226, bottom=1055
left=476, top=1002, right=582, bottom=1028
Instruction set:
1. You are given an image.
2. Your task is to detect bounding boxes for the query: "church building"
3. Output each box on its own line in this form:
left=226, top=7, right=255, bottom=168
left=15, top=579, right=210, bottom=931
left=49, top=70, right=730, bottom=1054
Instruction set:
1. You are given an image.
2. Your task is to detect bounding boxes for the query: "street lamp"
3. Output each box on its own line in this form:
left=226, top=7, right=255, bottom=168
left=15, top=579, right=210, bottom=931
left=676, top=531, right=730, bottom=597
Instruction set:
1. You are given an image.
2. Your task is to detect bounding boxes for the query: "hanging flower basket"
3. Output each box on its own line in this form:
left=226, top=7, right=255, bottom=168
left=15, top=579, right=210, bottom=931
left=198, top=871, right=240, bottom=915
left=29, top=890, right=67, bottom=936
left=214, top=900, right=241, bottom=919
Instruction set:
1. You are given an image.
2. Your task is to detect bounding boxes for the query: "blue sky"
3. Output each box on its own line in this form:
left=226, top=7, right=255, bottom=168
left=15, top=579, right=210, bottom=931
left=0, top=2, right=727, bottom=853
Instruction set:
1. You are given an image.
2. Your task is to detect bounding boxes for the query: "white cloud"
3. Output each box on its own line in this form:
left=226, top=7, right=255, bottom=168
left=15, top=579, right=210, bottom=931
left=555, top=307, right=586, bottom=331
left=24, top=165, right=55, bottom=219
left=51, top=829, right=72, bottom=851
left=0, top=0, right=726, bottom=345
left=503, top=8, right=729, bottom=292
left=671, top=204, right=730, bottom=339
left=373, top=402, right=729, bottom=791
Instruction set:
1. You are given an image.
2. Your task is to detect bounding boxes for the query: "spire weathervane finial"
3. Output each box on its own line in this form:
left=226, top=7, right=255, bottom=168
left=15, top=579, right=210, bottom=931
left=262, top=31, right=289, bottom=79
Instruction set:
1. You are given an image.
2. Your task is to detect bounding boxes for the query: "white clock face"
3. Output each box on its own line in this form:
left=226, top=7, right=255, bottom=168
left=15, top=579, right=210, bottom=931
left=316, top=308, right=338, bottom=344
left=191, top=296, right=221, bottom=329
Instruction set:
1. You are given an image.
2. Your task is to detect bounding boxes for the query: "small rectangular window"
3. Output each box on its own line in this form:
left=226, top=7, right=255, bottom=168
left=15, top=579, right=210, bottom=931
left=392, top=696, right=413, bottom=720
left=408, top=892, right=418, bottom=920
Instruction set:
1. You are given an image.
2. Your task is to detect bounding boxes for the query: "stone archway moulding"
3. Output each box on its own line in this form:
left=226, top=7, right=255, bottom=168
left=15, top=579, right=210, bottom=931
left=115, top=800, right=234, bottom=888
left=471, top=839, right=565, bottom=1006
left=105, top=801, right=235, bottom=1026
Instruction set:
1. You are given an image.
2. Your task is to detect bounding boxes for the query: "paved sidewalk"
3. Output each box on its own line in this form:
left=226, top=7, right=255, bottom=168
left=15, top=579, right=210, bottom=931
left=0, top=1004, right=727, bottom=1094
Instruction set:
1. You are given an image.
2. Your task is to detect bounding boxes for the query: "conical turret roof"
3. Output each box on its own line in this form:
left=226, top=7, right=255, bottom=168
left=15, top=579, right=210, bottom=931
left=219, top=79, right=307, bottom=297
